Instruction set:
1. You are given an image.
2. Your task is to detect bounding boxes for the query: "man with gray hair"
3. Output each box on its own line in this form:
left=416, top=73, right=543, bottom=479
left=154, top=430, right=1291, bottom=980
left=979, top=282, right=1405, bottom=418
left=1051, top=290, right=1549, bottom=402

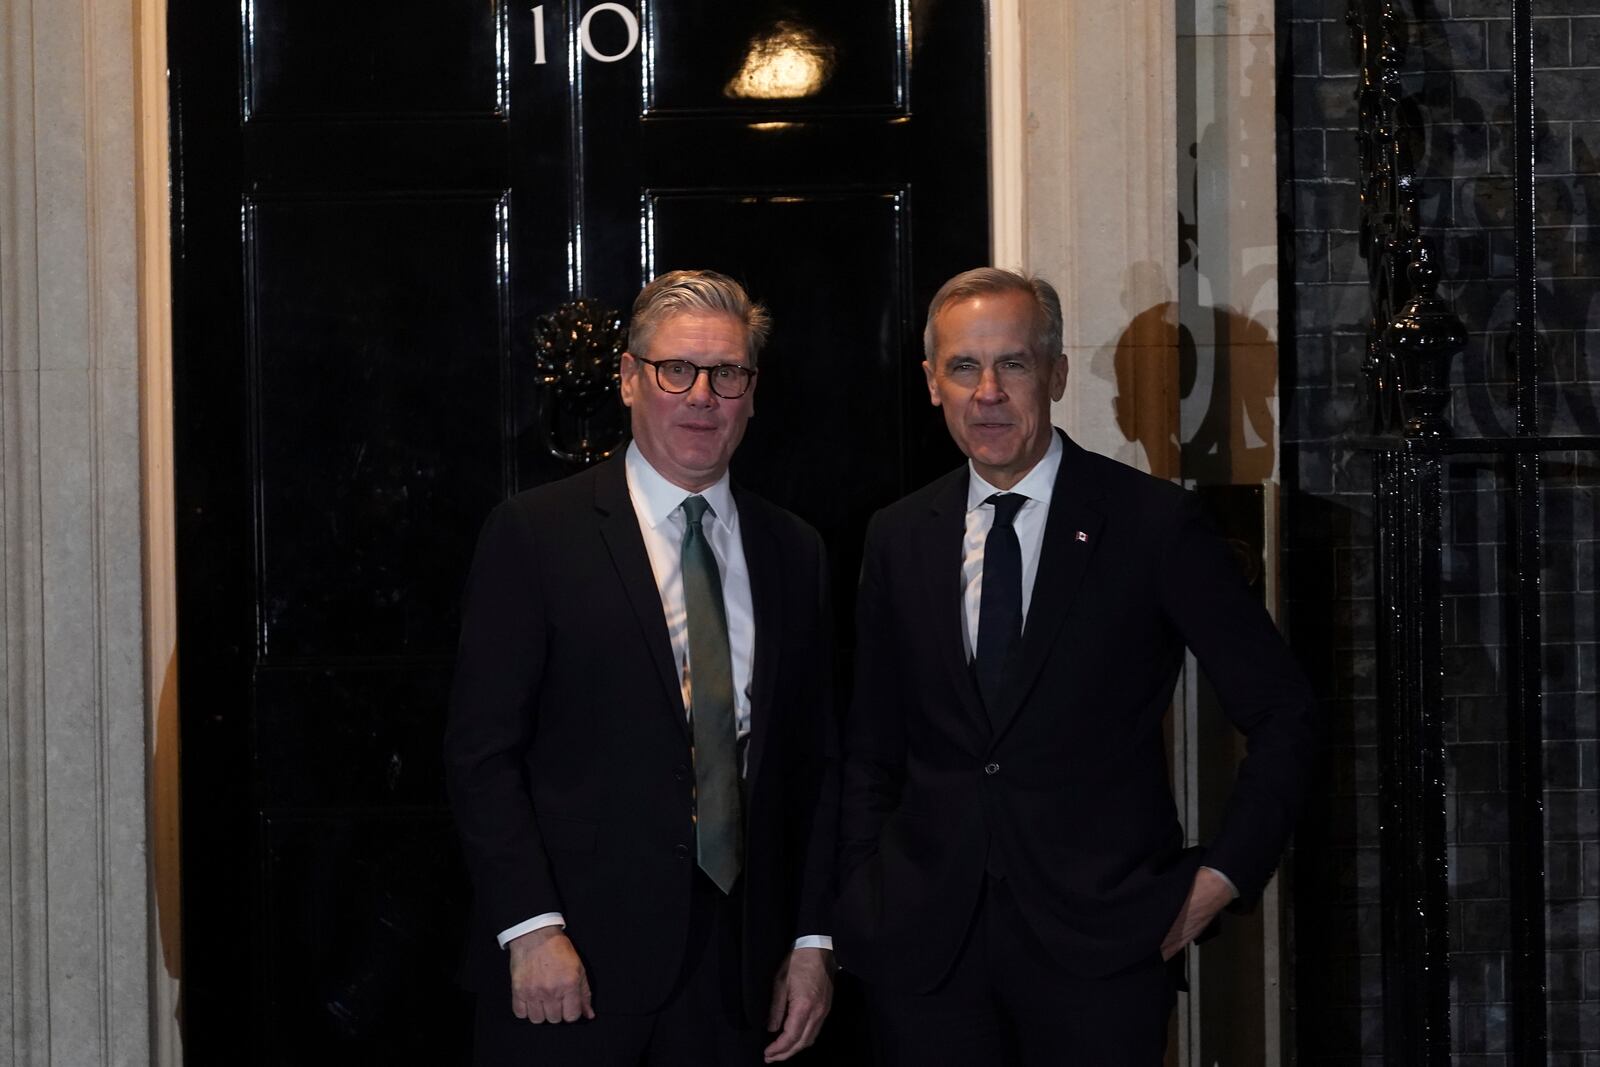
left=447, top=270, right=837, bottom=1064
left=834, top=267, right=1317, bottom=1063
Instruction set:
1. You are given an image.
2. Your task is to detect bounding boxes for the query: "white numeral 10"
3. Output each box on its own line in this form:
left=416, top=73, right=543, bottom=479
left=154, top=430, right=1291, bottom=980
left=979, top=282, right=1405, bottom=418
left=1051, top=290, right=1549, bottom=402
left=532, top=4, right=641, bottom=65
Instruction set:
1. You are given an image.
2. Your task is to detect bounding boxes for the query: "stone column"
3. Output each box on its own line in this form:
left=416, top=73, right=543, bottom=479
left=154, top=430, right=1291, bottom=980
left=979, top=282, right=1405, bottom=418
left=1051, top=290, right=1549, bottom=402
left=1019, top=0, right=1181, bottom=474
left=1, top=0, right=152, bottom=1061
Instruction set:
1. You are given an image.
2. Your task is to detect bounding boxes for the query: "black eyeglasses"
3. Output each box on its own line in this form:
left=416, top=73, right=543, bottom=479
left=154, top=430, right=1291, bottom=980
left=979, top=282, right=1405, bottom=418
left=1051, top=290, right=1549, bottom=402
left=633, top=356, right=757, bottom=399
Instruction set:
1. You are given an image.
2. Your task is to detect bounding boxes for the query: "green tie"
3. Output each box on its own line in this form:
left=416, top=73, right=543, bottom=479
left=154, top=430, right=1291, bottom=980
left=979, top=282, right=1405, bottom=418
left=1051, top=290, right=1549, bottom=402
left=680, top=495, right=742, bottom=893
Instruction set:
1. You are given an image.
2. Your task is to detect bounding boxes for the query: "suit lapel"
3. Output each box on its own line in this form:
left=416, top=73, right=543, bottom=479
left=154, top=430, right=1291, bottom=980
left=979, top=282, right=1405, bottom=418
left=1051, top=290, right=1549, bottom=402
left=989, top=434, right=1106, bottom=741
left=919, top=471, right=989, bottom=737
left=593, top=457, right=690, bottom=742
left=737, top=487, right=783, bottom=788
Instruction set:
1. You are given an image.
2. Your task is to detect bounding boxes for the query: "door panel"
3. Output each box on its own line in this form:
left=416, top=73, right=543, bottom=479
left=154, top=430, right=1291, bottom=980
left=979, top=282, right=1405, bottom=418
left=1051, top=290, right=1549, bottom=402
left=249, top=196, right=510, bottom=659
left=261, top=812, right=465, bottom=1063
left=244, top=0, right=506, bottom=118
left=648, top=189, right=911, bottom=553
left=171, top=1, right=984, bottom=1060
left=252, top=668, right=452, bottom=808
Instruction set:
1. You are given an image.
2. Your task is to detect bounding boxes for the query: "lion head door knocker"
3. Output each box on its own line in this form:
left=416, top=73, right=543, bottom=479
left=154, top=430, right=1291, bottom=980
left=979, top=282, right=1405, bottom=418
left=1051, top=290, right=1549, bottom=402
left=530, top=299, right=629, bottom=466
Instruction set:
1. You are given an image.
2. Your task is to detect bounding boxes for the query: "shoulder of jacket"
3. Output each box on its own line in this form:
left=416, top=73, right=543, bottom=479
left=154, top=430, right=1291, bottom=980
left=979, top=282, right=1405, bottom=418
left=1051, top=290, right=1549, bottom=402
left=1078, top=448, right=1192, bottom=514
left=737, top=486, right=820, bottom=545
left=874, top=466, right=965, bottom=525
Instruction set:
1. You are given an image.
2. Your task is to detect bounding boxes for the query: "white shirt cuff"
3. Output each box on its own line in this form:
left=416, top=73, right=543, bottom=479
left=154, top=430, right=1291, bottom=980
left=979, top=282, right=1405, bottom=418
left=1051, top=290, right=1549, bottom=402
left=1201, top=866, right=1239, bottom=900
left=792, top=934, right=833, bottom=951
left=497, top=912, right=565, bottom=949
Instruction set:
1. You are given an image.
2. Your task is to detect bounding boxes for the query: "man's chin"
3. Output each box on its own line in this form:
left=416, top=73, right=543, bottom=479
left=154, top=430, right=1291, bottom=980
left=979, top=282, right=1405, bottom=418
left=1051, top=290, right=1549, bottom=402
left=670, top=430, right=729, bottom=455
left=960, top=426, right=1019, bottom=450
left=662, top=455, right=728, bottom=487
left=968, top=445, right=1022, bottom=471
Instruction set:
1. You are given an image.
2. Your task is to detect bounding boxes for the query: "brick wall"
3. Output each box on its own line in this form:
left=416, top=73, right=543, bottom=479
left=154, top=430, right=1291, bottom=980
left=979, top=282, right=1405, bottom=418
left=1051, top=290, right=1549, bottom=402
left=1280, top=0, right=1599, bottom=1063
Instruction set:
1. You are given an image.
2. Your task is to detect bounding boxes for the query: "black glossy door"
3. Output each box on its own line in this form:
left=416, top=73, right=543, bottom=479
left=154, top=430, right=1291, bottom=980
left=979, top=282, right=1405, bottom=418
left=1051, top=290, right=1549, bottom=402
left=170, top=2, right=985, bottom=1061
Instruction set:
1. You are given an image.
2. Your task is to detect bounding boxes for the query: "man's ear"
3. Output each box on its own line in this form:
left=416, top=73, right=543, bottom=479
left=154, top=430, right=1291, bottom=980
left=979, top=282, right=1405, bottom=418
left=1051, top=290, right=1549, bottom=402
left=922, top=360, right=942, bottom=407
left=1048, top=352, right=1069, bottom=402
left=619, top=352, right=638, bottom=408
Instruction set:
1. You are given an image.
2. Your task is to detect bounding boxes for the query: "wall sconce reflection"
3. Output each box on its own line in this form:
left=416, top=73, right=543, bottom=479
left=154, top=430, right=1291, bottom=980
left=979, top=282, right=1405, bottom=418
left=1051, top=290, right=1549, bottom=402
left=724, top=20, right=836, bottom=100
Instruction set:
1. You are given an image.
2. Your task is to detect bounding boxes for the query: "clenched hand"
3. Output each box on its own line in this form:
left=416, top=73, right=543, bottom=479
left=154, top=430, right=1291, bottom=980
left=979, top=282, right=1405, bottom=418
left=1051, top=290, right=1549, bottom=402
left=508, top=927, right=595, bottom=1024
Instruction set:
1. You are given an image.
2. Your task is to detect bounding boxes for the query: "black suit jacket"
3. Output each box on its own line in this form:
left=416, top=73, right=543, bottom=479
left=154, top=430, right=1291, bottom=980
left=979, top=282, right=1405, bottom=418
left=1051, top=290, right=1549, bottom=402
left=444, top=455, right=836, bottom=1022
left=834, top=431, right=1317, bottom=991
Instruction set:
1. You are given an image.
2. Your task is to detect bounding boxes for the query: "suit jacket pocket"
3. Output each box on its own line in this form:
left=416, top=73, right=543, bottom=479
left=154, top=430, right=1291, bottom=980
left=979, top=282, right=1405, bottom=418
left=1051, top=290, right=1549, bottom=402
left=537, top=813, right=598, bottom=853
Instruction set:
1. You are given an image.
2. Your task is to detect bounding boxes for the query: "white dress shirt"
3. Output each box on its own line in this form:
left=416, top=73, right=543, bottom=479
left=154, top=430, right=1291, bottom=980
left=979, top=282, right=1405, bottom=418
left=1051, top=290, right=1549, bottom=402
left=499, top=443, right=832, bottom=950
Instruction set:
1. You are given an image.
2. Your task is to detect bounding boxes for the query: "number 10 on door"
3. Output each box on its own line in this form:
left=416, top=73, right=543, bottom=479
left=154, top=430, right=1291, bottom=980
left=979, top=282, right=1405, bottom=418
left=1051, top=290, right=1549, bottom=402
left=532, top=4, right=642, bottom=65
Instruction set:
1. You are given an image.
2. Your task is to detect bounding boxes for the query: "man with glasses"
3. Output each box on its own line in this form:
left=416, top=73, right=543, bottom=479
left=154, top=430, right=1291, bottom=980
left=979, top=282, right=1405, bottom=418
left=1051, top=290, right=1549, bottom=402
left=447, top=270, right=837, bottom=1065
left=833, top=268, right=1318, bottom=1063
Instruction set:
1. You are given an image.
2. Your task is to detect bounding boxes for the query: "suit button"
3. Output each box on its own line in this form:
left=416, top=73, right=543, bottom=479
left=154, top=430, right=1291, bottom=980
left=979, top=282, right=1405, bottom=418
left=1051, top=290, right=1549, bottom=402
left=675, top=843, right=690, bottom=860
left=674, top=765, right=688, bottom=782
left=984, top=762, right=1000, bottom=775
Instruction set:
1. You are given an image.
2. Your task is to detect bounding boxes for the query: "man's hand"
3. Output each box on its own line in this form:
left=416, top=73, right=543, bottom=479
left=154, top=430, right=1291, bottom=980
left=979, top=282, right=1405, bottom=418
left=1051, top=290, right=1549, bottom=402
left=763, top=947, right=833, bottom=1062
left=508, top=926, right=594, bottom=1024
left=1160, top=867, right=1234, bottom=961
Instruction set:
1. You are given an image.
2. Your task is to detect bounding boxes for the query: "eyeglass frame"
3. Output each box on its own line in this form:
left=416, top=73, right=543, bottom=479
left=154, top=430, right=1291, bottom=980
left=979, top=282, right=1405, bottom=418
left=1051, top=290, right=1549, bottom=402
left=630, top=354, right=758, bottom=399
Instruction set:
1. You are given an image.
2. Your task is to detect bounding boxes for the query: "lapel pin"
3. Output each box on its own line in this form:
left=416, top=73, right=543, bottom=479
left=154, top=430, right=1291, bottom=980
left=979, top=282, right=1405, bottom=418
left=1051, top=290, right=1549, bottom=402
left=1075, top=531, right=1088, bottom=543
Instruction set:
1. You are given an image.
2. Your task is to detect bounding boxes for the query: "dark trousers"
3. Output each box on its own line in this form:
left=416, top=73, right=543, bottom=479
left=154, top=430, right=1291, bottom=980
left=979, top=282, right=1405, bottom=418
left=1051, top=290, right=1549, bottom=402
left=868, top=876, right=1177, bottom=1067
left=473, top=872, right=768, bottom=1066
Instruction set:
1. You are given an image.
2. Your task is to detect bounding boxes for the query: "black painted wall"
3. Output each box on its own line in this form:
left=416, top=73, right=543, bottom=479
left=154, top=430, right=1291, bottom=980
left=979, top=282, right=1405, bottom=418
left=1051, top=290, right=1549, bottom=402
left=1279, top=0, right=1599, bottom=1062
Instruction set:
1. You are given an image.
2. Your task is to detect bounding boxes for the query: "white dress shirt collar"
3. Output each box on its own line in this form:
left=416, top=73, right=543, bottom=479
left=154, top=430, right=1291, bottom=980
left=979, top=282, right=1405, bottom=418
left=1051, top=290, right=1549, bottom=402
left=965, top=429, right=1063, bottom=513
left=624, top=441, right=738, bottom=533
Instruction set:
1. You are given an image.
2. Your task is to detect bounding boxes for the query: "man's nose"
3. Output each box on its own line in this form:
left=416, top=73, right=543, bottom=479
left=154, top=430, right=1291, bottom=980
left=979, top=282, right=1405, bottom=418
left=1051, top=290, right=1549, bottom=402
left=975, top=365, right=1006, bottom=402
left=685, top=368, right=719, bottom=404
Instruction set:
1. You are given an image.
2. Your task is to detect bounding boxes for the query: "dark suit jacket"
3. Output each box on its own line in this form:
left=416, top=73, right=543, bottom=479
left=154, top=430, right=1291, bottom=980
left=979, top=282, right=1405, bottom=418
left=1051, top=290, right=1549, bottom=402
left=444, top=455, right=836, bottom=1022
left=834, top=431, right=1318, bottom=991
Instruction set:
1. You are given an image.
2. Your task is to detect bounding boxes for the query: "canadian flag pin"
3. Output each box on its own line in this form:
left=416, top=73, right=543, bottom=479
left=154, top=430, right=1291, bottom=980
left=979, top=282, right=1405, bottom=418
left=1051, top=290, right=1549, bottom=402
left=1075, top=530, right=1089, bottom=543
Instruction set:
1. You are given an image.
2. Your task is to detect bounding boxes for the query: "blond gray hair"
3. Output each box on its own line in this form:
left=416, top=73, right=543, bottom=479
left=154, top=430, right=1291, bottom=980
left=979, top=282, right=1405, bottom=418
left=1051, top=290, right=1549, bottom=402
left=628, top=269, right=772, bottom=363
left=923, top=268, right=1064, bottom=362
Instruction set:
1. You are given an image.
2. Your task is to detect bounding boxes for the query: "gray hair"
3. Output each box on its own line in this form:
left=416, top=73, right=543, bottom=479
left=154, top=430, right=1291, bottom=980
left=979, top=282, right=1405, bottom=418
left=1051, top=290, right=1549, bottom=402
left=922, top=268, right=1064, bottom=362
left=628, top=269, right=772, bottom=363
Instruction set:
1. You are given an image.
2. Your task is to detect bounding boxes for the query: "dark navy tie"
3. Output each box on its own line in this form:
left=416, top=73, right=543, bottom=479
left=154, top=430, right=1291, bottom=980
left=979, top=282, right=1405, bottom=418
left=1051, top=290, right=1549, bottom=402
left=975, top=492, right=1027, bottom=722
